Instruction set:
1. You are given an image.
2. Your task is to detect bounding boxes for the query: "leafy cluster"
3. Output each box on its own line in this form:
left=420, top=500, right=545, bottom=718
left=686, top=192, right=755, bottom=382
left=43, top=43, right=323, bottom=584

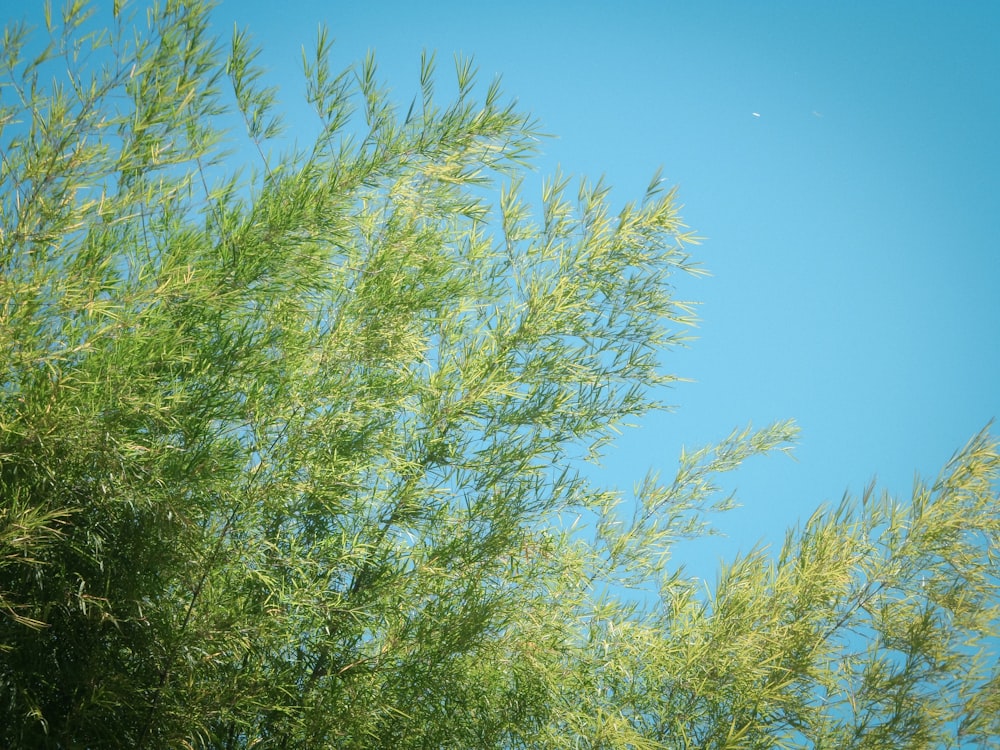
left=1, top=2, right=997, bottom=748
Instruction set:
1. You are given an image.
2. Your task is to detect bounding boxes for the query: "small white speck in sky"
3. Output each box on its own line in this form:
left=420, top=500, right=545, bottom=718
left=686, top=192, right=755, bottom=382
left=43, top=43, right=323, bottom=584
left=752, top=112, right=761, bottom=118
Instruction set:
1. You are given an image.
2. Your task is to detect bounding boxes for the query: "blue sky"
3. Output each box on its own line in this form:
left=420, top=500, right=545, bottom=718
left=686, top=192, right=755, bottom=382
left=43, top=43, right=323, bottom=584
left=17, top=1, right=999, bottom=581
left=213, top=0, right=1000, bottom=579
left=208, top=0, right=999, bottom=581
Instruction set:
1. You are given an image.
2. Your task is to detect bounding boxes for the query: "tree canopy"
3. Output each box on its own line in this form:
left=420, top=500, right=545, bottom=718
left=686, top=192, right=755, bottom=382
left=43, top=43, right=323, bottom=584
left=1, top=2, right=997, bottom=748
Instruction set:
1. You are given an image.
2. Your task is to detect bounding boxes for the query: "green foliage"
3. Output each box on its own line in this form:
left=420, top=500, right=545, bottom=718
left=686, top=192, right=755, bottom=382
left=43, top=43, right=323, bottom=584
left=1, top=2, right=997, bottom=748
left=542, top=428, right=1000, bottom=749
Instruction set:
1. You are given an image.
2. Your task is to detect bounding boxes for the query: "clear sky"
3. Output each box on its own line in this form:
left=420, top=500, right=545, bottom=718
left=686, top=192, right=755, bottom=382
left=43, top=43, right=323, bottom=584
left=19, top=1, right=1000, bottom=582
left=209, top=0, right=999, bottom=581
